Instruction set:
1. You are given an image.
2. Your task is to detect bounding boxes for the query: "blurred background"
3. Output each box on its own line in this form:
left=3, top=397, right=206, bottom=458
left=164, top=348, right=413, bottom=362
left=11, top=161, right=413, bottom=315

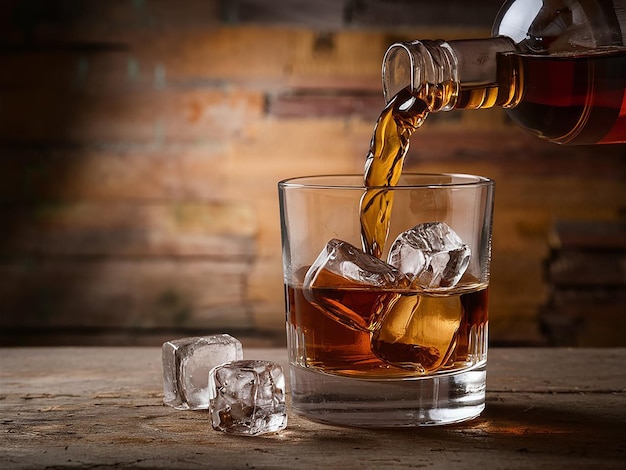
left=0, top=0, right=624, bottom=348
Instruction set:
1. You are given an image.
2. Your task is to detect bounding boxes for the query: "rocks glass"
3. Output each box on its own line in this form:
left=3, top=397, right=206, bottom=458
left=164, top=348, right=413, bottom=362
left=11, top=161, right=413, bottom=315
left=278, top=173, right=495, bottom=427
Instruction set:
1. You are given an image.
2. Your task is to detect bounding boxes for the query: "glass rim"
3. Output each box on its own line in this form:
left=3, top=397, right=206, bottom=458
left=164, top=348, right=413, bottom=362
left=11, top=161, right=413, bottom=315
left=278, top=173, right=494, bottom=190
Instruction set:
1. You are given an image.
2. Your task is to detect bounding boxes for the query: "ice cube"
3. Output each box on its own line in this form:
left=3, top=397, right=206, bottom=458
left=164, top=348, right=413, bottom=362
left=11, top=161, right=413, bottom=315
left=387, top=222, right=470, bottom=288
left=162, top=334, right=243, bottom=410
left=209, top=360, right=287, bottom=436
left=303, top=238, right=408, bottom=331
left=371, top=293, right=463, bottom=372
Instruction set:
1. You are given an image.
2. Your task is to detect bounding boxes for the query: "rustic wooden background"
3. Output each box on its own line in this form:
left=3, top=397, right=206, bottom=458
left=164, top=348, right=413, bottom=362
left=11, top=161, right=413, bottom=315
left=1, top=0, right=624, bottom=347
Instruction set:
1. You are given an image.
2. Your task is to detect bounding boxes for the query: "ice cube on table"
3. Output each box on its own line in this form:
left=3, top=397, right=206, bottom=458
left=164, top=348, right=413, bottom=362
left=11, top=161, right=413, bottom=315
left=387, top=222, right=470, bottom=288
left=303, top=238, right=408, bottom=331
left=371, top=293, right=463, bottom=372
left=162, top=334, right=243, bottom=410
left=209, top=360, right=287, bottom=436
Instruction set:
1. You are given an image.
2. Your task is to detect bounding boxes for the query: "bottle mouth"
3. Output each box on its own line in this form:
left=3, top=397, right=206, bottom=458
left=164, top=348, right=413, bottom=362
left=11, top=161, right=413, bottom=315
left=382, top=43, right=415, bottom=104
left=382, top=40, right=459, bottom=111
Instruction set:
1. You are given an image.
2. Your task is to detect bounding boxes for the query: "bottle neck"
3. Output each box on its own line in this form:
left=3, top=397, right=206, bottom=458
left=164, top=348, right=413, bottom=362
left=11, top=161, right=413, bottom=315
left=382, top=37, right=519, bottom=111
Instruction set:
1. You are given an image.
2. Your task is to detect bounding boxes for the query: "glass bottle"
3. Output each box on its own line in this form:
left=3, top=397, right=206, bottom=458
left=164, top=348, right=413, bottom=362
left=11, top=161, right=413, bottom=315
left=382, top=0, right=626, bottom=144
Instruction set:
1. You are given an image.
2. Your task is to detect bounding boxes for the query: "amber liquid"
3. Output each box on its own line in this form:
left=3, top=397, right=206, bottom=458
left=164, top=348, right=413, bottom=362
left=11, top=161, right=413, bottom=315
left=289, top=81, right=487, bottom=379
left=286, top=278, right=488, bottom=378
left=501, top=49, right=626, bottom=144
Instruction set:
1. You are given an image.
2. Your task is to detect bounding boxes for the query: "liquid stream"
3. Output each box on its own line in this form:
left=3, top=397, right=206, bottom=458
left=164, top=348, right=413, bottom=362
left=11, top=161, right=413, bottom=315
left=359, top=88, right=428, bottom=258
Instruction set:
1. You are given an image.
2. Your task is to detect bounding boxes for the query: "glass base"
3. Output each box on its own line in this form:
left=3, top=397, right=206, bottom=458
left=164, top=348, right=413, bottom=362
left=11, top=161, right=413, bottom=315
left=289, top=363, right=486, bottom=427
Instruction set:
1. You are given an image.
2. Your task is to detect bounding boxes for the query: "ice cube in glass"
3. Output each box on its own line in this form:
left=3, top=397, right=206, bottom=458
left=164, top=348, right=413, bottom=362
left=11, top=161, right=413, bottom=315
left=303, top=238, right=408, bottom=331
left=387, top=222, right=470, bottom=288
left=371, top=293, right=464, bottom=372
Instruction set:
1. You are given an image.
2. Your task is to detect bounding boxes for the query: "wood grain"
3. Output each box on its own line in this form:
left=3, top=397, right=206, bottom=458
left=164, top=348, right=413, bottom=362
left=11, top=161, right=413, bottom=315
left=0, top=347, right=624, bottom=469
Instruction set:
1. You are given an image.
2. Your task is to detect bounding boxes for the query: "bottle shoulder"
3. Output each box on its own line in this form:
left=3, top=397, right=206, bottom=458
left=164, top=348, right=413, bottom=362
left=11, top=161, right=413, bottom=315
left=493, top=0, right=626, bottom=53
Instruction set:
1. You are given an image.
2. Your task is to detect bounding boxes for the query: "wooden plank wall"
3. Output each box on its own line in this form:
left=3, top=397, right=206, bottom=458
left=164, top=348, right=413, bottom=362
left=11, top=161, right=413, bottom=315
left=0, top=0, right=624, bottom=347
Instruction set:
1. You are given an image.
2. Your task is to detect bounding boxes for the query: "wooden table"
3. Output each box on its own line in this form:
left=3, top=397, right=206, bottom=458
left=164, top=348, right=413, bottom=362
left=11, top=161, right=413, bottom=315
left=1, top=347, right=625, bottom=469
